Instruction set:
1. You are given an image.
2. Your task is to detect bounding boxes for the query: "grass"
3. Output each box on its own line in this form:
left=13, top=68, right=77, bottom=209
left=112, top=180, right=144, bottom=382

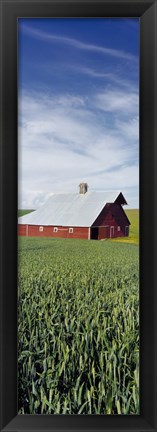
left=18, top=237, right=139, bottom=415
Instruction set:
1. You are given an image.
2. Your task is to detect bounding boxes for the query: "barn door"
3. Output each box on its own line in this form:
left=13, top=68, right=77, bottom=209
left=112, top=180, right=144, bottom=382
left=125, top=226, right=129, bottom=236
left=110, top=226, right=114, bottom=238
left=91, top=227, right=98, bottom=240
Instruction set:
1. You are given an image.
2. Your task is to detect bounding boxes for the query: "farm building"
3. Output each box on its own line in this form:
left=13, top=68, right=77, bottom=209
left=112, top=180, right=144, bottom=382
left=18, top=184, right=130, bottom=240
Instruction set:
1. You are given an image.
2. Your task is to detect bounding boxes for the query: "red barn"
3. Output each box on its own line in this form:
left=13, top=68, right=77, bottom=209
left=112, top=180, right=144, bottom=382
left=18, top=184, right=130, bottom=240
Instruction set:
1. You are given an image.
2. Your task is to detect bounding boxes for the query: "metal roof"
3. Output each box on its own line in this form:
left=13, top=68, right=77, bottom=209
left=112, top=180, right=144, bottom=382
left=18, top=191, right=122, bottom=227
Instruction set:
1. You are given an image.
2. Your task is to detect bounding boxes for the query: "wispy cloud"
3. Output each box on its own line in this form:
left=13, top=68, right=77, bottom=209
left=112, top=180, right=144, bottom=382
left=22, top=25, right=137, bottom=62
left=18, top=19, right=139, bottom=209
left=116, top=117, right=139, bottom=141
left=95, top=89, right=139, bottom=115
left=75, top=66, right=137, bottom=89
left=18, top=89, right=139, bottom=209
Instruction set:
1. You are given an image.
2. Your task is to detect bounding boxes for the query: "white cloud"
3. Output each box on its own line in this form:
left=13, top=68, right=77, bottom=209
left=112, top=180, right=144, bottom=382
left=95, top=90, right=139, bottom=115
left=18, top=89, right=139, bottom=209
left=116, top=117, right=139, bottom=141
left=74, top=66, right=138, bottom=90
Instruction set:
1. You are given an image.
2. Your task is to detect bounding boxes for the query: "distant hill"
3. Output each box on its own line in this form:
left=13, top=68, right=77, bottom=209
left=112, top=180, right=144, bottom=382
left=113, top=209, right=139, bottom=245
left=18, top=209, right=35, bottom=217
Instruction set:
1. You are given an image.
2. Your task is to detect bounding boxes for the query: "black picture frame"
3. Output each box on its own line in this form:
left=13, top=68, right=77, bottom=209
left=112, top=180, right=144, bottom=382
left=0, top=0, right=157, bottom=431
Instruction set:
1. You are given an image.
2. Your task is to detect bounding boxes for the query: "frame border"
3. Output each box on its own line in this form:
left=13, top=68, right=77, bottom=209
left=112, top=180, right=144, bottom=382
left=0, top=1, right=157, bottom=431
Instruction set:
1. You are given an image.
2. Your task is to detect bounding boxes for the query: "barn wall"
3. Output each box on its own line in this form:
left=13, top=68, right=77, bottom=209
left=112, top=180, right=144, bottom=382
left=18, top=225, right=26, bottom=236
left=92, top=204, right=130, bottom=238
left=105, top=205, right=130, bottom=237
left=18, top=224, right=89, bottom=240
left=98, top=226, right=110, bottom=240
left=98, top=222, right=127, bottom=239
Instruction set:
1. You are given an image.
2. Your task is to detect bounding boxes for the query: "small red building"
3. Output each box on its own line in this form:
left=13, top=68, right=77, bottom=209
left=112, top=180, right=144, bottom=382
left=18, top=184, right=130, bottom=240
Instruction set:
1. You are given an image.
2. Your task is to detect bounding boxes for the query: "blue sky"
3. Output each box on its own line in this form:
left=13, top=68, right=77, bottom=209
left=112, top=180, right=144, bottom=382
left=18, top=18, right=139, bottom=209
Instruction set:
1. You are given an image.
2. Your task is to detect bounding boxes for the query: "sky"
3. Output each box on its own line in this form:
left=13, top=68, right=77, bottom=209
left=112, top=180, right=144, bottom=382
left=18, top=18, right=139, bottom=209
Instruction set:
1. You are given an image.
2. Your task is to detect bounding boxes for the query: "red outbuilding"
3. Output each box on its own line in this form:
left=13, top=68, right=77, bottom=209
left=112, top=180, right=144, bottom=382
left=18, top=183, right=130, bottom=240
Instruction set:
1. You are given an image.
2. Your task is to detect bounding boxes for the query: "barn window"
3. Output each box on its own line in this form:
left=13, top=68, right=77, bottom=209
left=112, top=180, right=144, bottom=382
left=117, top=226, right=120, bottom=231
left=39, top=226, right=43, bottom=232
left=53, top=227, right=58, bottom=232
left=69, top=228, right=73, bottom=233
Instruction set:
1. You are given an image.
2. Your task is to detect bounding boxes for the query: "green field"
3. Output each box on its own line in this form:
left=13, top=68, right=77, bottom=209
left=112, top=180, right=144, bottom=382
left=18, top=209, right=35, bottom=217
left=18, top=236, right=139, bottom=415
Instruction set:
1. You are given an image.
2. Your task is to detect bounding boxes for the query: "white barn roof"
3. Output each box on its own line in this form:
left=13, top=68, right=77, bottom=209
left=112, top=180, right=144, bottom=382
left=18, top=191, right=122, bottom=227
